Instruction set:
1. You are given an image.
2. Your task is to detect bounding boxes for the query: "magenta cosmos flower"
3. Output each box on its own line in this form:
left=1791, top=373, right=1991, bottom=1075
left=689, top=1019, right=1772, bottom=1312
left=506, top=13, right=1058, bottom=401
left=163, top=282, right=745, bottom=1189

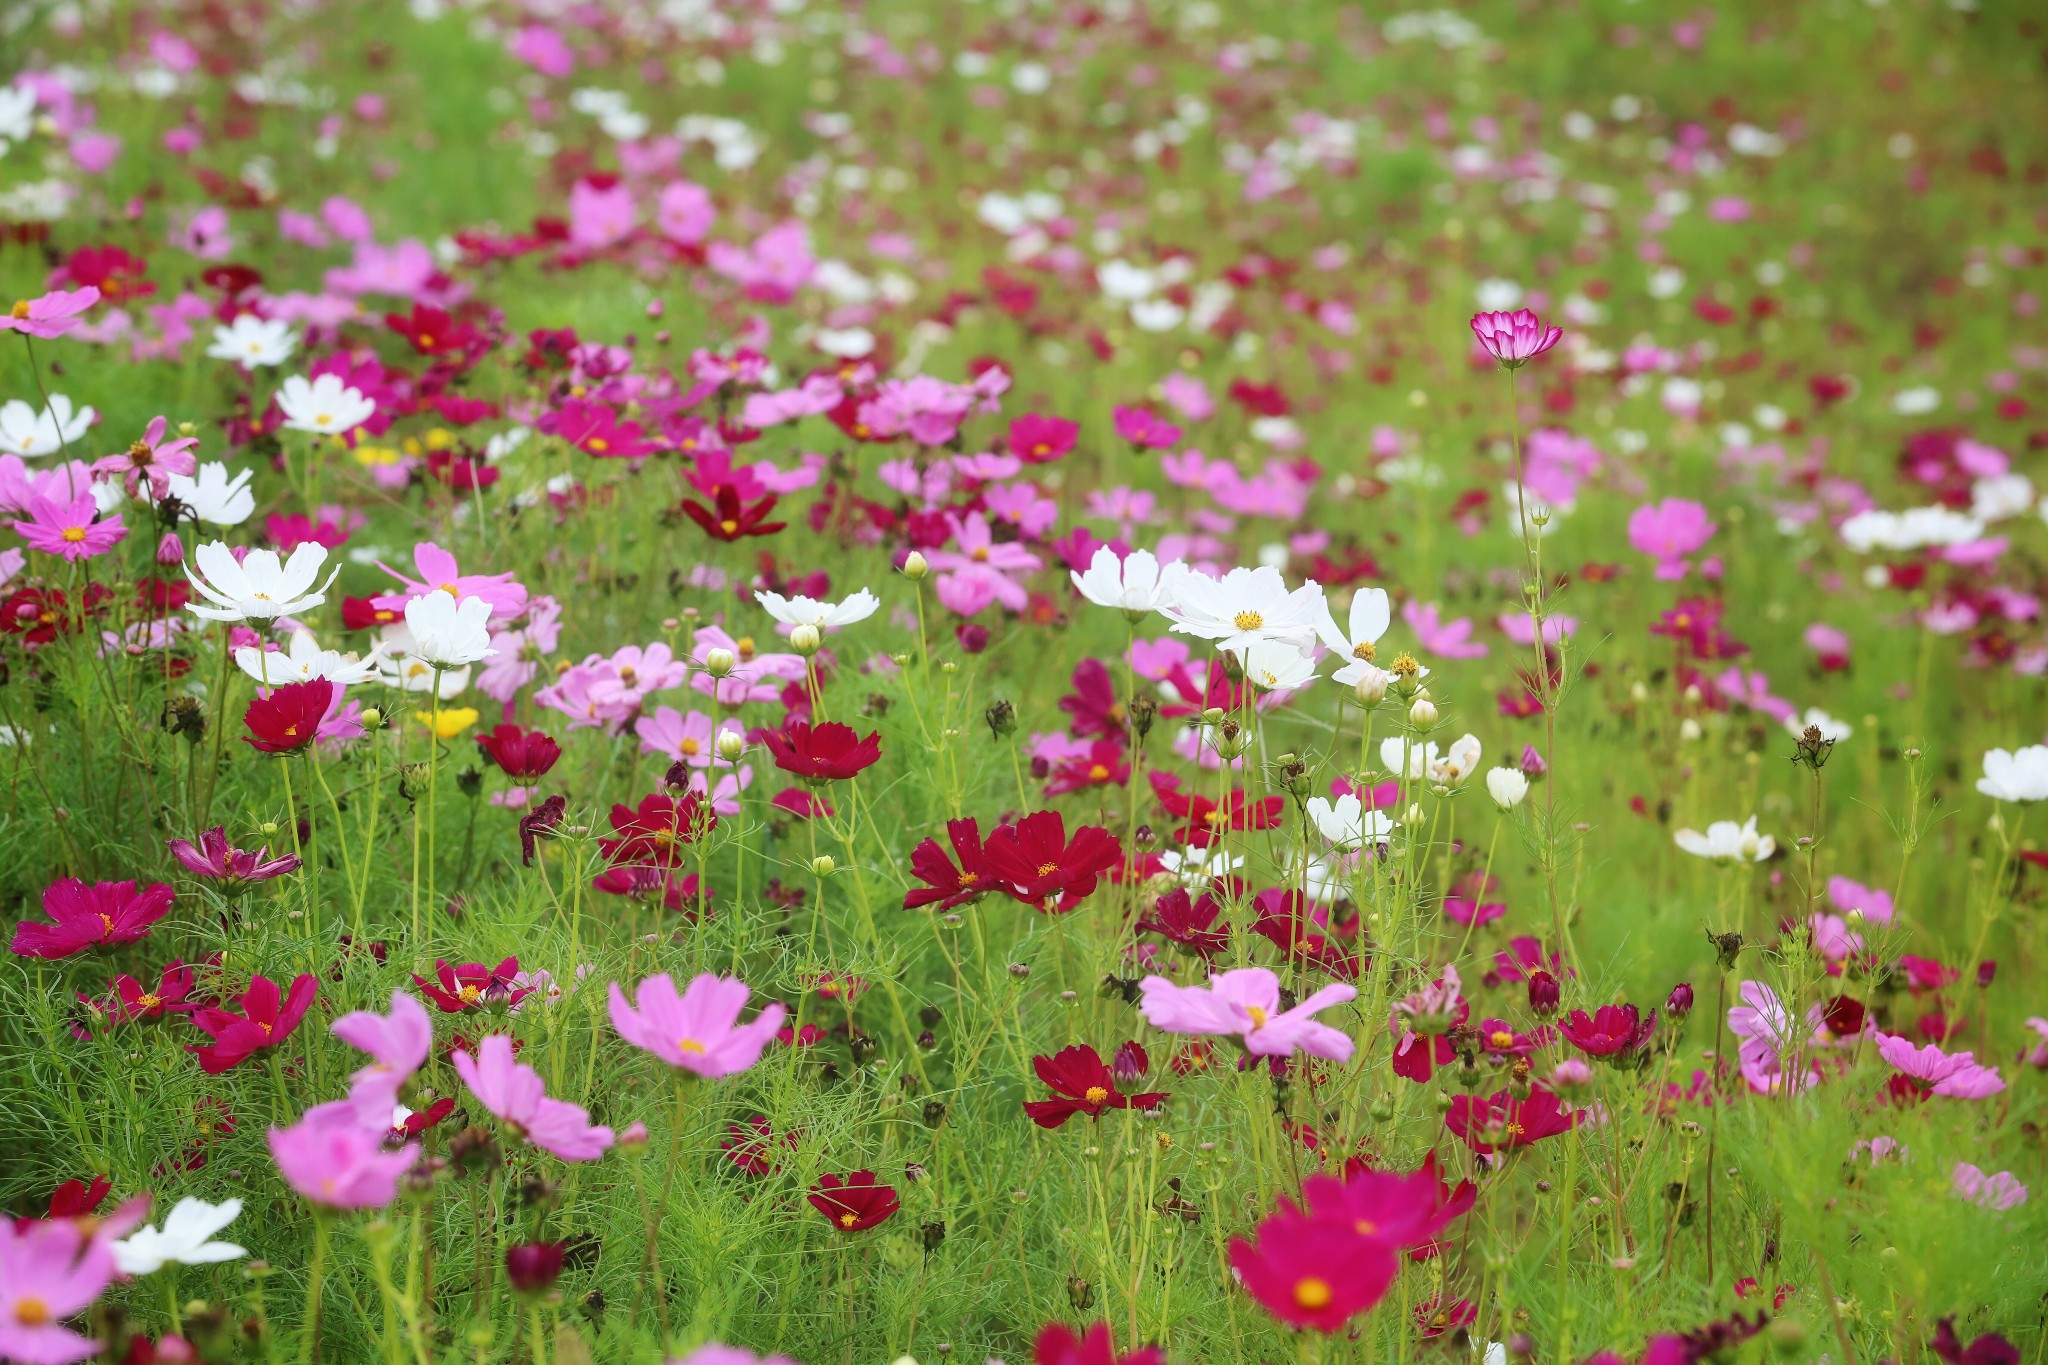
left=2, top=286, right=100, bottom=339
left=452, top=1034, right=614, bottom=1161
left=608, top=971, right=786, bottom=1077
left=166, top=826, right=301, bottom=890
left=269, top=1102, right=418, bottom=1210
left=331, top=989, right=433, bottom=1124
left=1138, top=967, right=1356, bottom=1062
left=12, top=492, right=126, bottom=563
left=1470, top=309, right=1563, bottom=368
left=0, top=1215, right=118, bottom=1365
left=11, top=878, right=173, bottom=959
left=1876, top=1033, right=2006, bottom=1099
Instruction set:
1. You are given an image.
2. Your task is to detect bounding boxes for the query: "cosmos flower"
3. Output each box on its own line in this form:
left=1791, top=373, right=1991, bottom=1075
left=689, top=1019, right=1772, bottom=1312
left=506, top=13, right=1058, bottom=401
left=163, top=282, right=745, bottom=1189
left=110, top=1198, right=246, bottom=1276
left=807, top=1171, right=900, bottom=1232
left=2, top=286, right=100, bottom=339
left=12, top=492, right=124, bottom=561
left=1674, top=817, right=1775, bottom=863
left=189, top=973, right=318, bottom=1073
left=608, top=971, right=785, bottom=1077
left=269, top=1103, right=417, bottom=1210
left=453, top=1035, right=614, bottom=1161
left=1138, top=968, right=1356, bottom=1061
left=10, top=878, right=173, bottom=959
left=185, top=540, right=339, bottom=622
left=1022, top=1044, right=1168, bottom=1128
left=1976, top=745, right=2048, bottom=802
left=1470, top=309, right=1563, bottom=368
left=166, top=828, right=301, bottom=889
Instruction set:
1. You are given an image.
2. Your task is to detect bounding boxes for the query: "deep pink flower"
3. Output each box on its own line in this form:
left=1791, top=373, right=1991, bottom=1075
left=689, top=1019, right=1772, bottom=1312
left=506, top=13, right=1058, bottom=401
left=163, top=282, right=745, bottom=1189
left=13, top=492, right=125, bottom=562
left=1876, top=1033, right=2005, bottom=1099
left=414, top=958, right=530, bottom=1013
left=1627, top=499, right=1717, bottom=580
left=1229, top=1211, right=1399, bottom=1331
left=453, top=1035, right=614, bottom=1161
left=1033, top=1322, right=1163, bottom=1365
left=1558, top=1003, right=1658, bottom=1059
left=1110, top=406, right=1181, bottom=449
left=187, top=973, right=318, bottom=1074
left=10, top=879, right=173, bottom=959
left=2, top=287, right=101, bottom=339
left=1008, top=413, right=1080, bottom=464
left=1444, top=1087, right=1582, bottom=1155
left=91, top=416, right=197, bottom=498
left=1470, top=309, right=1563, bottom=368
left=166, top=827, right=300, bottom=889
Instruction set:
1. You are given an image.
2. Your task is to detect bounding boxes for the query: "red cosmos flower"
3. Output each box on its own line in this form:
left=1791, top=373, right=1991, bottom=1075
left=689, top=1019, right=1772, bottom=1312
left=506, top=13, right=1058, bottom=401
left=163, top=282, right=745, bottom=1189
left=721, top=1116, right=799, bottom=1176
left=1929, top=1317, right=2021, bottom=1365
left=1135, top=887, right=1229, bottom=959
left=808, top=1170, right=901, bottom=1231
left=504, top=1242, right=566, bottom=1295
left=92, top=961, right=198, bottom=1024
left=414, top=958, right=531, bottom=1013
left=765, top=721, right=882, bottom=785
left=1414, top=1295, right=1477, bottom=1339
left=1007, top=413, right=1080, bottom=465
left=983, top=811, right=1122, bottom=910
left=598, top=792, right=715, bottom=868
left=1250, top=889, right=1362, bottom=979
left=475, top=724, right=563, bottom=782
left=341, top=595, right=403, bottom=630
left=166, top=827, right=301, bottom=889
left=904, top=818, right=995, bottom=910
left=1023, top=1044, right=1169, bottom=1129
left=2, top=583, right=112, bottom=647
left=1032, top=1322, right=1164, bottom=1365
left=44, top=1176, right=112, bottom=1223
left=1302, top=1154, right=1475, bottom=1254
left=1045, top=741, right=1130, bottom=796
left=394, top=1098, right=457, bottom=1139
left=1056, top=659, right=1126, bottom=739
left=10, top=878, right=174, bottom=959
left=681, top=485, right=787, bottom=541
left=53, top=244, right=156, bottom=301
left=242, top=680, right=334, bottom=754
left=1444, top=1086, right=1582, bottom=1156
left=1150, top=772, right=1283, bottom=849
left=519, top=794, right=567, bottom=866
left=1558, top=1004, right=1658, bottom=1059
left=590, top=866, right=707, bottom=918
left=1230, top=1210, right=1401, bottom=1332
left=187, top=973, right=318, bottom=1074
left=383, top=303, right=484, bottom=359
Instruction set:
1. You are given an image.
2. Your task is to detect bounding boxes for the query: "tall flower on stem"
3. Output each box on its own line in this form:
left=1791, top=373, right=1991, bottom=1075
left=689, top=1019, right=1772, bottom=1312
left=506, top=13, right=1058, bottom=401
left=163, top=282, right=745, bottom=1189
left=608, top=972, right=786, bottom=1075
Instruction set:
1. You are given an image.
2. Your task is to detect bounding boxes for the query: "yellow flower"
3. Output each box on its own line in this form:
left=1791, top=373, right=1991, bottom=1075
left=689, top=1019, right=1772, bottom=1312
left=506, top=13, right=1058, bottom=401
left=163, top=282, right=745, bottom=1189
left=417, top=707, right=479, bottom=740
left=353, top=444, right=401, bottom=468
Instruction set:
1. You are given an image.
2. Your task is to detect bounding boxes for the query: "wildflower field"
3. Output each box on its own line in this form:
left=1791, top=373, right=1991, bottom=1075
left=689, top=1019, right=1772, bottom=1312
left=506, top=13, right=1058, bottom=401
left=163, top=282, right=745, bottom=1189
left=3, top=0, right=2048, bottom=1361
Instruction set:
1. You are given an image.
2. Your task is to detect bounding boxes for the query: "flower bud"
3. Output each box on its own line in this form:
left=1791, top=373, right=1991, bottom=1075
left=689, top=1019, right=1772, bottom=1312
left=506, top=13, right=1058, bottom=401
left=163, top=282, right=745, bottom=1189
left=901, top=550, right=930, bottom=580
left=715, top=729, right=746, bottom=762
left=810, top=855, right=837, bottom=877
left=156, top=531, right=186, bottom=566
left=504, top=1242, right=566, bottom=1295
left=1353, top=667, right=1390, bottom=705
left=1665, top=982, right=1695, bottom=1017
left=1486, top=767, right=1529, bottom=810
left=1526, top=969, right=1561, bottom=1017
left=1550, top=1058, right=1594, bottom=1096
left=1408, top=697, right=1438, bottom=728
left=702, top=648, right=737, bottom=678
left=359, top=707, right=383, bottom=730
left=789, top=623, right=822, bottom=656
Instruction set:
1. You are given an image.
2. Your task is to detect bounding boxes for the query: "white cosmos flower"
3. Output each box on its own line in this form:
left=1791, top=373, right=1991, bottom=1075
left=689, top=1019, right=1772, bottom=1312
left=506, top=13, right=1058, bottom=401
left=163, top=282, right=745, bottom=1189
left=1971, top=473, right=2034, bottom=523
left=1674, top=817, right=1775, bottom=862
left=162, top=461, right=256, bottom=527
left=111, top=1197, right=247, bottom=1276
left=1315, top=587, right=1392, bottom=687
left=1485, top=768, right=1530, bottom=810
left=207, top=314, right=296, bottom=369
left=186, top=541, right=339, bottom=622
left=1839, top=506, right=1984, bottom=553
left=1305, top=793, right=1398, bottom=850
left=1238, top=637, right=1319, bottom=691
left=276, top=373, right=376, bottom=436
left=1977, top=746, right=2048, bottom=803
left=753, top=587, right=880, bottom=631
left=236, top=630, right=384, bottom=687
left=376, top=650, right=471, bottom=698
left=0, top=395, right=95, bottom=458
left=1784, top=708, right=1852, bottom=742
left=1378, top=734, right=1482, bottom=787
left=1070, top=546, right=1180, bottom=620
left=1158, top=564, right=1326, bottom=656
left=1156, top=844, right=1245, bottom=885
left=404, top=591, right=496, bottom=668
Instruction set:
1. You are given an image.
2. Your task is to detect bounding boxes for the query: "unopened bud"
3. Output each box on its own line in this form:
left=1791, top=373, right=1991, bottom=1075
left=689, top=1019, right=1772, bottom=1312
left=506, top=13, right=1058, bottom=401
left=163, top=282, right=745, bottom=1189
left=715, top=730, right=746, bottom=762
left=1408, top=697, right=1438, bottom=728
left=789, top=624, right=822, bottom=656
left=810, top=855, right=837, bottom=877
left=901, top=550, right=930, bottom=580
left=1353, top=667, right=1390, bottom=705
left=156, top=531, right=185, bottom=566
left=702, top=648, right=737, bottom=678
left=359, top=707, right=384, bottom=730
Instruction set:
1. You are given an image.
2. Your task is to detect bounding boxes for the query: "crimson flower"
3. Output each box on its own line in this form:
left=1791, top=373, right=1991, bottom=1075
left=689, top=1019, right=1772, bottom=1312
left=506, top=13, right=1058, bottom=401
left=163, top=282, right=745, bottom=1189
left=243, top=680, right=334, bottom=754
left=1250, top=889, right=1362, bottom=979
left=384, top=303, right=485, bottom=360
left=414, top=958, right=531, bottom=1013
left=504, top=1242, right=567, bottom=1295
left=1444, top=1086, right=1582, bottom=1156
left=598, top=792, right=715, bottom=868
left=765, top=721, right=882, bottom=785
left=93, top=961, right=198, bottom=1023
left=1135, top=887, right=1229, bottom=959
left=1033, top=1322, right=1163, bottom=1365
left=722, top=1116, right=798, bottom=1176
left=903, top=818, right=993, bottom=911
left=1044, top=740, right=1129, bottom=796
left=395, top=1098, right=457, bottom=1139
left=187, top=973, right=318, bottom=1073
left=1558, top=1003, right=1657, bottom=1059
left=682, top=485, right=786, bottom=541
left=43, top=1176, right=112, bottom=1224
left=475, top=724, right=563, bottom=781
left=519, top=794, right=567, bottom=866
left=1023, top=1044, right=1169, bottom=1129
left=10, top=878, right=174, bottom=959
left=166, top=827, right=301, bottom=889
left=983, top=811, right=1122, bottom=910
left=591, top=865, right=707, bottom=917
left=1930, top=1318, right=2020, bottom=1365
left=1057, top=659, right=1125, bottom=738
left=1, top=583, right=112, bottom=647
left=808, top=1170, right=901, bottom=1231
left=1150, top=772, right=1282, bottom=849
left=1229, top=1209, right=1400, bottom=1332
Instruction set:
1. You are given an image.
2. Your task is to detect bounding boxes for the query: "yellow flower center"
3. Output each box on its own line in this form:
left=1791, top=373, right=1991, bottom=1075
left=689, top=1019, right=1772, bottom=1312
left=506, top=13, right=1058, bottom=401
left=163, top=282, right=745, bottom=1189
left=1245, top=1005, right=1268, bottom=1028
left=971, top=546, right=990, bottom=562
left=1036, top=861, right=1059, bottom=876
left=680, top=738, right=701, bottom=756
left=458, top=985, right=483, bottom=1003
left=13, top=1296, right=51, bottom=1326
left=1087, top=764, right=1109, bottom=781
left=1084, top=1086, right=1110, bottom=1104
left=8, top=301, right=30, bottom=320
left=1354, top=1218, right=1376, bottom=1235
left=1232, top=610, right=1264, bottom=631
left=1293, top=1278, right=1332, bottom=1310
left=839, top=1212, right=859, bottom=1227
left=588, top=437, right=608, bottom=452
left=1352, top=641, right=1376, bottom=661
left=60, top=526, right=87, bottom=543
left=138, top=993, right=162, bottom=1009
left=1490, top=1031, right=1515, bottom=1048
left=677, top=1039, right=706, bottom=1054
left=720, top=519, right=740, bottom=535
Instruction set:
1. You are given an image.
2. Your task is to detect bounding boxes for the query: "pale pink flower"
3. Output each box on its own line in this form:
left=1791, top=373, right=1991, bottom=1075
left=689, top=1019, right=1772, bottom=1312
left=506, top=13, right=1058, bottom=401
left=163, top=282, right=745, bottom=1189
left=2, top=286, right=100, bottom=339
left=608, top=972, right=785, bottom=1077
left=331, top=989, right=433, bottom=1125
left=1875, top=1033, right=2005, bottom=1099
left=1138, top=967, right=1356, bottom=1062
left=269, top=1103, right=418, bottom=1209
left=1627, top=499, right=1716, bottom=580
left=1952, top=1162, right=2027, bottom=1210
left=1470, top=309, right=1562, bottom=367
left=452, top=1035, right=615, bottom=1161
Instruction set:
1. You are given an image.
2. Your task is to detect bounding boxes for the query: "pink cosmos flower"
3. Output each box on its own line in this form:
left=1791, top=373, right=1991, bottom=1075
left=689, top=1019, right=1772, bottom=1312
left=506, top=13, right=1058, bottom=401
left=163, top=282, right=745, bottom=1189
left=509, top=24, right=574, bottom=77
left=373, top=541, right=527, bottom=620
left=1626, top=499, right=1716, bottom=580
left=3, top=286, right=101, bottom=339
left=331, top=989, right=434, bottom=1125
left=637, top=706, right=742, bottom=768
left=0, top=1216, right=118, bottom=1365
left=11, top=878, right=173, bottom=959
left=1111, top=406, right=1182, bottom=449
left=1825, top=875, right=1894, bottom=926
left=269, top=1102, right=418, bottom=1210
left=1725, top=981, right=1822, bottom=1095
left=1875, top=1033, right=2005, bottom=1099
left=568, top=178, right=635, bottom=251
left=91, top=416, right=197, bottom=498
left=1402, top=601, right=1488, bottom=660
left=656, top=180, right=716, bottom=246
left=1951, top=1162, right=2028, bottom=1211
left=1138, top=967, right=1356, bottom=1061
left=452, top=1035, right=614, bottom=1161
left=608, top=971, right=786, bottom=1077
left=165, top=827, right=300, bottom=889
left=13, top=492, right=125, bottom=562
left=1470, top=309, right=1563, bottom=368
